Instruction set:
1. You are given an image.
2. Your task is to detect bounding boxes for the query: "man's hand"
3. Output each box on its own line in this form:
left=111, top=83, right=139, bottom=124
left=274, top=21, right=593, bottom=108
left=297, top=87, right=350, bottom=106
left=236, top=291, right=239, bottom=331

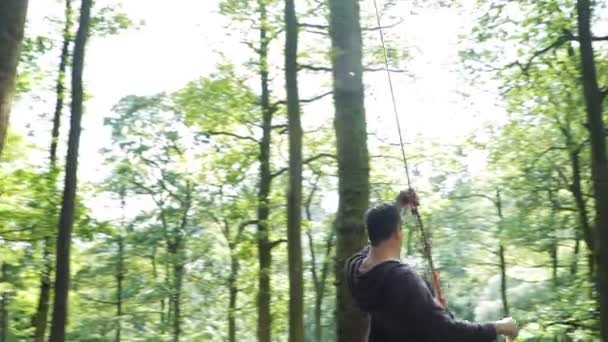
left=396, top=189, right=419, bottom=210
left=495, top=317, right=518, bottom=340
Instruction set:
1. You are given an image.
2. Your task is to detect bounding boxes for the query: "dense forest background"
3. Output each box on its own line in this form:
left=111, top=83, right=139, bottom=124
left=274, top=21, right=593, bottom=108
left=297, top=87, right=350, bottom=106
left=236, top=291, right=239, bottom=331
left=0, top=0, right=606, bottom=341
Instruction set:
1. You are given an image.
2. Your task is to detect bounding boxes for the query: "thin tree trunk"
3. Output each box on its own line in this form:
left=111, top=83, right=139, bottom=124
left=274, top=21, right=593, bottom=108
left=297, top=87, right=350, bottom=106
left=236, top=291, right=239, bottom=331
left=0, top=0, right=28, bottom=157
left=305, top=182, right=335, bottom=342
left=172, top=259, right=183, bottom=342
left=256, top=1, right=273, bottom=341
left=571, top=235, right=580, bottom=276
left=50, top=0, right=73, bottom=168
left=550, top=241, right=558, bottom=286
left=284, top=0, right=305, bottom=341
left=307, top=229, right=334, bottom=342
left=317, top=230, right=335, bottom=342
left=116, top=235, right=124, bottom=342
left=33, top=237, right=53, bottom=342
left=569, top=149, right=594, bottom=253
left=494, top=189, right=510, bottom=317
left=227, top=254, right=238, bottom=342
left=48, top=0, right=92, bottom=340
left=498, top=244, right=509, bottom=316
left=0, top=264, right=8, bottom=342
left=328, top=0, right=370, bottom=340
left=576, top=1, right=608, bottom=338
left=33, top=3, right=72, bottom=341
left=150, top=247, right=165, bottom=329
left=164, top=258, right=171, bottom=333
left=406, top=226, right=414, bottom=256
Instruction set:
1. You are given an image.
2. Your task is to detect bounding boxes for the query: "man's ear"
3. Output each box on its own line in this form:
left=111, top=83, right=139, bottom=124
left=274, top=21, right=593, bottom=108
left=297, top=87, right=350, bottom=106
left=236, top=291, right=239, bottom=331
left=395, top=226, right=403, bottom=241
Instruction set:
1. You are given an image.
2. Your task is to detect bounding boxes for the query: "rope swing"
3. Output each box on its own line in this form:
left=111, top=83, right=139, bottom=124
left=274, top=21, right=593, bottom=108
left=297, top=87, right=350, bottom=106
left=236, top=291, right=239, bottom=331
left=371, top=0, right=446, bottom=307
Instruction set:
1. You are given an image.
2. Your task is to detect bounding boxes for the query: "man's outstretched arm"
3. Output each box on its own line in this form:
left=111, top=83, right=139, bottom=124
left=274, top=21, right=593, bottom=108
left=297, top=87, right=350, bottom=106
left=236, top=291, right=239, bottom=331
left=395, top=268, right=517, bottom=341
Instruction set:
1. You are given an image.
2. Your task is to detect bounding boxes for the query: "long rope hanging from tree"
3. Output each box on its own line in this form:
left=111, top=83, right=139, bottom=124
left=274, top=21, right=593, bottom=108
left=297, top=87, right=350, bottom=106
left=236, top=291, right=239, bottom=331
left=371, top=0, right=446, bottom=307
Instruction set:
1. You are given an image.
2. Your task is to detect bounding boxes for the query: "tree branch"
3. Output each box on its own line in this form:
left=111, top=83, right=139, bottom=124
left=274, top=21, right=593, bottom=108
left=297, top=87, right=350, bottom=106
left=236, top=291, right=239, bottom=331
left=271, top=153, right=336, bottom=179
left=269, top=239, right=287, bottom=249
left=364, top=66, right=407, bottom=73
left=206, top=131, right=259, bottom=143
left=300, top=90, right=333, bottom=103
left=235, top=219, right=258, bottom=243
left=299, top=64, right=406, bottom=73
left=272, top=91, right=333, bottom=108
left=362, top=18, right=403, bottom=32
left=79, top=293, right=118, bottom=305
left=299, top=23, right=327, bottom=30
left=601, top=87, right=608, bottom=101
left=298, top=64, right=331, bottom=72
left=506, top=35, right=571, bottom=74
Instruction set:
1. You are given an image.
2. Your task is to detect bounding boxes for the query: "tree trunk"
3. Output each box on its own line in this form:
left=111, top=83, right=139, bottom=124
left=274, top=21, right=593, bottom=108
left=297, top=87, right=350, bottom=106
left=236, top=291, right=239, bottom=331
left=0, top=264, right=8, bottom=342
left=116, top=235, right=124, bottom=342
left=227, top=253, right=238, bottom=342
left=164, top=258, right=171, bottom=334
left=48, top=0, right=92, bottom=340
left=498, top=244, right=509, bottom=316
left=328, top=0, right=370, bottom=340
left=256, top=1, right=273, bottom=341
left=33, top=3, right=72, bottom=340
left=33, top=237, right=52, bottom=342
left=150, top=247, right=165, bottom=329
left=406, top=226, right=414, bottom=256
left=569, top=149, right=594, bottom=253
left=172, top=259, right=183, bottom=342
left=284, top=0, right=305, bottom=341
left=576, top=1, right=608, bottom=339
left=571, top=235, right=580, bottom=276
left=0, top=0, right=28, bottom=158
left=493, top=189, right=510, bottom=317
left=50, top=0, right=73, bottom=167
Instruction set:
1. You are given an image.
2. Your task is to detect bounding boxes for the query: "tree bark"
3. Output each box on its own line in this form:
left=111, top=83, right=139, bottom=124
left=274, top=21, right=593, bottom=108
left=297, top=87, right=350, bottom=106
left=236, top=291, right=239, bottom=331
left=33, top=237, right=53, bottom=342
left=328, top=0, right=370, bottom=340
left=172, top=259, right=183, bottom=342
left=48, top=0, right=92, bottom=340
left=0, top=264, right=8, bottom=342
left=227, top=253, right=238, bottom=342
left=498, top=244, right=509, bottom=316
left=116, top=235, right=124, bottom=342
left=568, top=141, right=594, bottom=253
left=549, top=240, right=558, bottom=287
left=49, top=0, right=73, bottom=167
left=308, top=228, right=335, bottom=342
left=149, top=247, right=165, bottom=329
left=571, top=235, right=580, bottom=276
left=284, top=0, right=305, bottom=341
left=494, top=190, right=509, bottom=317
left=33, top=3, right=73, bottom=340
left=576, top=0, right=608, bottom=339
left=256, top=1, right=273, bottom=341
left=0, top=0, right=28, bottom=158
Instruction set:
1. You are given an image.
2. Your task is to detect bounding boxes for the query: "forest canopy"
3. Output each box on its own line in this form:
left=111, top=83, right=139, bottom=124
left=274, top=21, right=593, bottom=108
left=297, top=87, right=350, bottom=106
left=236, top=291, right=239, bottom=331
left=0, top=0, right=606, bottom=341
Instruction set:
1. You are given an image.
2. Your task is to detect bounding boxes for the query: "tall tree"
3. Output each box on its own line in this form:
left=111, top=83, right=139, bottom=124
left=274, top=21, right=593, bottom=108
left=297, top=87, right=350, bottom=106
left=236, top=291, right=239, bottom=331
left=284, top=0, right=304, bottom=341
left=575, top=0, right=608, bottom=338
left=48, top=0, right=93, bottom=340
left=33, top=1, right=73, bottom=340
left=256, top=1, right=274, bottom=340
left=328, top=0, right=370, bottom=340
left=0, top=0, right=29, bottom=158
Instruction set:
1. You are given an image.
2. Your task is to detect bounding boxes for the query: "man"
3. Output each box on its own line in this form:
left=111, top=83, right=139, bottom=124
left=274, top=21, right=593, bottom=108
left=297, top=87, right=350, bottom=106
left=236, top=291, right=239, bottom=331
left=346, top=190, right=519, bottom=341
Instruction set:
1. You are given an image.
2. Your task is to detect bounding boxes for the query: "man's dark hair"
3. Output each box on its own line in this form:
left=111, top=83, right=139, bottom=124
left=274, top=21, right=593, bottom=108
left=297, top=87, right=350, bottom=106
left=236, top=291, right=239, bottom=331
left=365, top=204, right=401, bottom=246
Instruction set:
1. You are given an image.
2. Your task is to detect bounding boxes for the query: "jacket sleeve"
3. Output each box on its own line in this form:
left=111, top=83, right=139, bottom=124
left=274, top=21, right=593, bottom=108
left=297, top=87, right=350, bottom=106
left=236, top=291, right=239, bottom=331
left=395, top=268, right=497, bottom=342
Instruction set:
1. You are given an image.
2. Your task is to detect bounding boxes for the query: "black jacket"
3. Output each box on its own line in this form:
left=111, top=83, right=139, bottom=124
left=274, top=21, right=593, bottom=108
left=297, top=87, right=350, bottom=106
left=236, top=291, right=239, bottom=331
left=346, top=248, right=497, bottom=342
